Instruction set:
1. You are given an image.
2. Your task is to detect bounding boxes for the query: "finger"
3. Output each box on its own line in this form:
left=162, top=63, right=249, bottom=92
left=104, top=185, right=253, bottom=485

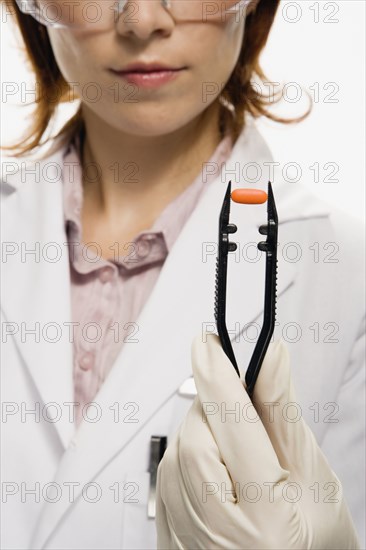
left=155, top=471, right=177, bottom=550
left=156, top=430, right=200, bottom=549
left=180, top=397, right=246, bottom=531
left=191, top=333, right=290, bottom=488
left=159, top=397, right=243, bottom=547
left=178, top=397, right=294, bottom=548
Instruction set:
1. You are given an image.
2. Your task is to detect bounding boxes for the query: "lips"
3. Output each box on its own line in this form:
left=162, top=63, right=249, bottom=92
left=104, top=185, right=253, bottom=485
left=111, top=62, right=186, bottom=73
left=109, top=62, right=186, bottom=89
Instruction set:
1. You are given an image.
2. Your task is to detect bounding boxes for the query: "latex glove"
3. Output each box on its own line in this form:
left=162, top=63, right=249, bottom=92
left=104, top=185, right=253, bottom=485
left=156, top=333, right=360, bottom=549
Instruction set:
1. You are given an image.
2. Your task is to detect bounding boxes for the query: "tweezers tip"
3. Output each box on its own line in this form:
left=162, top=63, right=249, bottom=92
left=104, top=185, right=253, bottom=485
left=226, top=180, right=232, bottom=197
left=267, top=180, right=278, bottom=222
left=267, top=180, right=273, bottom=199
left=220, top=181, right=232, bottom=223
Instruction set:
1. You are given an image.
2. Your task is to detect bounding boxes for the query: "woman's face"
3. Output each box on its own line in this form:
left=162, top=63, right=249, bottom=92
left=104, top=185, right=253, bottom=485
left=47, top=1, right=250, bottom=136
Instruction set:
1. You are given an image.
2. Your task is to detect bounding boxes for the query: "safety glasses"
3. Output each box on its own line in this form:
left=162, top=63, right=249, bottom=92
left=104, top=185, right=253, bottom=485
left=14, top=0, right=251, bottom=28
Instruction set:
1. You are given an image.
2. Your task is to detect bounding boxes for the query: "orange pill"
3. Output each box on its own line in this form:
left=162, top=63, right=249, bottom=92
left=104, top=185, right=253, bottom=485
left=231, top=188, right=268, bottom=204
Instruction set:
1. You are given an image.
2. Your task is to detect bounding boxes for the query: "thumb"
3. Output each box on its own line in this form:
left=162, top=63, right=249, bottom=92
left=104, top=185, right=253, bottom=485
left=252, top=338, right=319, bottom=476
left=191, top=332, right=289, bottom=487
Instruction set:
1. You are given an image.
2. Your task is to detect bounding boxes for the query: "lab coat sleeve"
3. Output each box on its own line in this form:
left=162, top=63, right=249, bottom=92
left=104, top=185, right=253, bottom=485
left=320, top=313, right=366, bottom=548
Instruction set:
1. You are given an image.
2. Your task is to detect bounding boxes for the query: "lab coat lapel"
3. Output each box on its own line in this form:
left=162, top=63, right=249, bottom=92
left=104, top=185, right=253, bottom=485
left=1, top=152, right=75, bottom=451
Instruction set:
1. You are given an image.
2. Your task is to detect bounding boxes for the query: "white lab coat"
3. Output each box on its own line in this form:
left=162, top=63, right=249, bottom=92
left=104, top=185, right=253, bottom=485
left=1, top=118, right=365, bottom=550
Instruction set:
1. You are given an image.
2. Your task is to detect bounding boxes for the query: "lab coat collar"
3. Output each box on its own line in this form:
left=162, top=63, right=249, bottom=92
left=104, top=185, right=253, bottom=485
left=1, top=118, right=331, bottom=549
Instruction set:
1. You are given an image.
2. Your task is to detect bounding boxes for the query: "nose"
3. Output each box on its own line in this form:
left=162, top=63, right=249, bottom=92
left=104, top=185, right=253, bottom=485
left=115, top=0, right=175, bottom=40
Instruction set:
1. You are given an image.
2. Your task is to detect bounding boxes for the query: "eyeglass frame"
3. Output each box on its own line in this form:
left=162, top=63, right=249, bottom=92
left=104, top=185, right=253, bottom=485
left=13, top=0, right=252, bottom=28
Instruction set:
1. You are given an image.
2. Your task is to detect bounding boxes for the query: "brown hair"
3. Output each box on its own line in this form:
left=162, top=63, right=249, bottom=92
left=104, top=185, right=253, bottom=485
left=1, top=0, right=311, bottom=158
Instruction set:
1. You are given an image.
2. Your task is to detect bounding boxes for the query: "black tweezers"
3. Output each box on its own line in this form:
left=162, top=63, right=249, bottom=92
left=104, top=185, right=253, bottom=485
left=214, top=181, right=278, bottom=398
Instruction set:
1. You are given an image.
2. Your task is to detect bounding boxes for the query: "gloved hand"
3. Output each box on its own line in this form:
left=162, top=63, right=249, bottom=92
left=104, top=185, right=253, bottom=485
left=155, top=333, right=360, bottom=549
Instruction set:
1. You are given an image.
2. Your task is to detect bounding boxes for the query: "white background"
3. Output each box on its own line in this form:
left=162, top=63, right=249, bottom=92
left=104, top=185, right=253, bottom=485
left=1, top=1, right=365, bottom=222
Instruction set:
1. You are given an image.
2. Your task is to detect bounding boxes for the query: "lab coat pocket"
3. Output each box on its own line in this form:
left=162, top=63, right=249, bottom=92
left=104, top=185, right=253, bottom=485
left=121, top=471, right=157, bottom=550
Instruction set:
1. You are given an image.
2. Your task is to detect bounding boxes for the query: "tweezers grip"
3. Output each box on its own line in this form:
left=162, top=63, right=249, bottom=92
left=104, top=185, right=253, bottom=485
left=245, top=182, right=278, bottom=397
left=245, top=247, right=278, bottom=397
left=214, top=181, right=278, bottom=398
left=215, top=253, right=240, bottom=376
left=214, top=182, right=240, bottom=376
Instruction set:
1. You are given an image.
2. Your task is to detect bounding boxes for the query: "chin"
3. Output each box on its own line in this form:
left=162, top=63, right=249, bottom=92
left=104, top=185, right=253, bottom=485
left=105, top=108, right=200, bottom=137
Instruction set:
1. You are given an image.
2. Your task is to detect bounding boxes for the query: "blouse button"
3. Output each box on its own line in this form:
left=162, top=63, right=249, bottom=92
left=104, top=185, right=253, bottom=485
left=99, top=266, right=115, bottom=283
left=79, top=351, right=94, bottom=371
left=137, top=237, right=153, bottom=258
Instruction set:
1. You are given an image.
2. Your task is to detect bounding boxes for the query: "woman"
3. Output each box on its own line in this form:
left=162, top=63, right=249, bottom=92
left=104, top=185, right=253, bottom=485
left=1, top=0, right=364, bottom=548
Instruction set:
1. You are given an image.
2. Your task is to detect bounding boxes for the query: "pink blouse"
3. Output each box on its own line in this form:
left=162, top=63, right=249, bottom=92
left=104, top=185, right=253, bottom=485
left=61, top=133, right=233, bottom=427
